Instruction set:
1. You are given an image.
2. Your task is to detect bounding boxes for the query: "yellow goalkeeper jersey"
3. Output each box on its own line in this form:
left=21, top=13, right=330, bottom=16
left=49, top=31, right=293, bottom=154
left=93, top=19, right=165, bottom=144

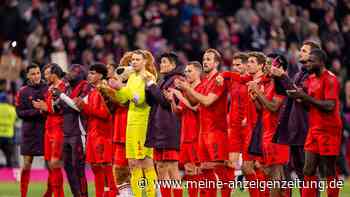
left=115, top=72, right=153, bottom=159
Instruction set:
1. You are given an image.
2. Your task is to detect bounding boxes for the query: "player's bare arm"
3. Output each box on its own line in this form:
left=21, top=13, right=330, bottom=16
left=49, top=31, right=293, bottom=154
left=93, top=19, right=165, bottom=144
left=177, top=80, right=218, bottom=107
left=287, top=87, right=335, bottom=112
left=254, top=89, right=284, bottom=112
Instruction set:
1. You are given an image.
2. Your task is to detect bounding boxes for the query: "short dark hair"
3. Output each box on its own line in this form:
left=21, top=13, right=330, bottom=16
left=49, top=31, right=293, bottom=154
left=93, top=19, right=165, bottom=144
left=43, top=63, right=65, bottom=78
left=267, top=53, right=288, bottom=71
left=302, top=40, right=321, bottom=50
left=49, top=63, right=65, bottom=78
left=233, top=52, right=248, bottom=63
left=310, top=49, right=327, bottom=64
left=89, top=63, right=108, bottom=79
left=160, top=52, right=179, bottom=66
left=26, top=63, right=40, bottom=74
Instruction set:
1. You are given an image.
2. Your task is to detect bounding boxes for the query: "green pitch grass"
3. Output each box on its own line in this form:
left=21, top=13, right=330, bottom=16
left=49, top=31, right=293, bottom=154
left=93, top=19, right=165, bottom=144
left=0, top=181, right=350, bottom=197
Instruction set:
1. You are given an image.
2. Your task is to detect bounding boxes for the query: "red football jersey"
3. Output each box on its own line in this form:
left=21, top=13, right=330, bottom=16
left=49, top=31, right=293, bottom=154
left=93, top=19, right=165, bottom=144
left=113, top=105, right=128, bottom=143
left=197, top=71, right=227, bottom=134
left=261, top=80, right=285, bottom=142
left=228, top=81, right=249, bottom=127
left=221, top=71, right=252, bottom=128
left=45, top=81, right=66, bottom=137
left=178, top=85, right=201, bottom=144
left=304, top=70, right=342, bottom=131
left=82, top=88, right=113, bottom=138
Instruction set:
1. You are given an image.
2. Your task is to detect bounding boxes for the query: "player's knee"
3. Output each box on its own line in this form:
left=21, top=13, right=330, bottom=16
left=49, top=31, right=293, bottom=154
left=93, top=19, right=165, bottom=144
left=303, top=163, right=317, bottom=176
left=128, top=159, right=139, bottom=170
left=242, top=162, right=254, bottom=175
left=49, top=159, right=62, bottom=169
left=115, top=167, right=130, bottom=184
left=23, top=161, right=32, bottom=170
left=168, top=162, right=181, bottom=180
left=142, top=157, right=154, bottom=169
left=271, top=166, right=284, bottom=181
left=23, top=157, right=33, bottom=169
left=23, top=163, right=32, bottom=170
left=169, top=162, right=179, bottom=171
left=322, top=165, right=336, bottom=177
left=156, top=162, right=167, bottom=173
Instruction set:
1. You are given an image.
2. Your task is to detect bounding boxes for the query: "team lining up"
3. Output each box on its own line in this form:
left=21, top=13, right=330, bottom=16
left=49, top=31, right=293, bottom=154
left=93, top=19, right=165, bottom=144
left=17, top=43, right=341, bottom=197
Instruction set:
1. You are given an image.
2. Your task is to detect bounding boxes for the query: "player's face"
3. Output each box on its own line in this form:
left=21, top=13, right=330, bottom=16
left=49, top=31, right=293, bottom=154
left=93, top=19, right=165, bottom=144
left=44, top=67, right=54, bottom=84
left=131, top=53, right=145, bottom=72
left=184, top=64, right=200, bottom=83
left=27, top=67, right=41, bottom=85
left=87, top=70, right=102, bottom=85
left=306, top=54, right=321, bottom=73
left=232, top=58, right=245, bottom=74
left=67, top=67, right=80, bottom=82
left=159, top=57, right=175, bottom=74
left=299, top=44, right=311, bottom=63
left=247, top=57, right=261, bottom=75
left=202, top=52, right=217, bottom=73
left=106, top=64, right=115, bottom=78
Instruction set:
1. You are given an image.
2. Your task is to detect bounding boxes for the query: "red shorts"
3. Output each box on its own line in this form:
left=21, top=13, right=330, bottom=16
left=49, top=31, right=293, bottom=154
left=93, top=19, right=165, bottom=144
left=198, top=131, right=228, bottom=162
left=86, top=135, right=113, bottom=164
left=179, top=143, right=200, bottom=166
left=112, top=143, right=128, bottom=167
left=228, top=125, right=244, bottom=153
left=44, top=132, right=63, bottom=161
left=240, top=127, right=258, bottom=161
left=263, top=143, right=289, bottom=166
left=154, top=149, right=179, bottom=161
left=304, top=128, right=342, bottom=156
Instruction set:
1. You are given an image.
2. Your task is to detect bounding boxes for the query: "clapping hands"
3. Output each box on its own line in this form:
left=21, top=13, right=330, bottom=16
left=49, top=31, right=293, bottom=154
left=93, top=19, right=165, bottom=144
left=32, top=99, right=48, bottom=111
left=174, top=78, right=190, bottom=90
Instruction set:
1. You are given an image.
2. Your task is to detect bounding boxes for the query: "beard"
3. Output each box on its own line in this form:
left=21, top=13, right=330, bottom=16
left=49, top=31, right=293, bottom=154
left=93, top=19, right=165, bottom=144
left=308, top=66, right=321, bottom=74
left=203, top=65, right=212, bottom=73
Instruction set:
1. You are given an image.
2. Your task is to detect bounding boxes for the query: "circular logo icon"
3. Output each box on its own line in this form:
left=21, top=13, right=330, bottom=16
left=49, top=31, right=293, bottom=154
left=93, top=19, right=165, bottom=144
left=138, top=178, right=148, bottom=189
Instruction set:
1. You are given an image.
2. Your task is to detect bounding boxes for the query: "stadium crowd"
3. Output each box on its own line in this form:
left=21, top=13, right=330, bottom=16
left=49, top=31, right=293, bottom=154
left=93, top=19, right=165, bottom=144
left=0, top=0, right=350, bottom=197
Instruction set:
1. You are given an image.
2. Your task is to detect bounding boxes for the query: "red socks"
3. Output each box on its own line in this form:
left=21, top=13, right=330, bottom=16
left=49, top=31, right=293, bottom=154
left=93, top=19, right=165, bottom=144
left=173, top=188, right=183, bottom=197
left=103, top=165, right=119, bottom=197
left=327, top=176, right=340, bottom=197
left=160, top=187, right=172, bottom=197
left=92, top=165, right=119, bottom=197
left=245, top=173, right=260, bottom=197
left=92, top=166, right=104, bottom=197
left=43, top=169, right=53, bottom=197
left=80, top=174, right=88, bottom=197
left=255, top=169, right=269, bottom=197
left=302, top=175, right=318, bottom=197
left=51, top=168, right=64, bottom=197
left=199, top=170, right=217, bottom=197
left=159, top=184, right=182, bottom=197
left=184, top=175, right=200, bottom=197
left=215, top=166, right=235, bottom=197
left=20, top=169, right=30, bottom=197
